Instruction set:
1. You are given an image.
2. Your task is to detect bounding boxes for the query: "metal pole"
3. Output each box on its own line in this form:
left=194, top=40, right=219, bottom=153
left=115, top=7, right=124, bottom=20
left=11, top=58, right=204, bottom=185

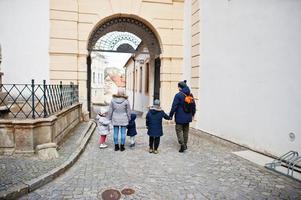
left=43, top=80, right=47, bottom=117
left=70, top=82, right=73, bottom=105
left=31, top=79, right=35, bottom=119
left=124, top=67, right=127, bottom=92
left=132, top=56, right=135, bottom=111
left=60, top=81, right=63, bottom=110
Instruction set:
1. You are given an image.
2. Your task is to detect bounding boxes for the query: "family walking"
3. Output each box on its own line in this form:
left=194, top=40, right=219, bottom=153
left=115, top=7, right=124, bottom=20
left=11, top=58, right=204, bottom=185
left=96, top=80, right=196, bottom=153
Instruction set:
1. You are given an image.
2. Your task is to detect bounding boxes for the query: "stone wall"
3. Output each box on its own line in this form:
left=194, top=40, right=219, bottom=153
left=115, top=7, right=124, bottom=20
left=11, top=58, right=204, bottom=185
left=0, top=103, right=82, bottom=155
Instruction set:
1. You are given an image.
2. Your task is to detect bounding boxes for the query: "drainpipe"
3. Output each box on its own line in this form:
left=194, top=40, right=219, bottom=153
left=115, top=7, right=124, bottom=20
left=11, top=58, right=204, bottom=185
left=124, top=66, right=127, bottom=91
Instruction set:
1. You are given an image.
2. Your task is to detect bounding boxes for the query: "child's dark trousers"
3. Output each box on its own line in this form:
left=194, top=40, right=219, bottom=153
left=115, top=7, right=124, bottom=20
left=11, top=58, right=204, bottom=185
left=149, top=136, right=160, bottom=150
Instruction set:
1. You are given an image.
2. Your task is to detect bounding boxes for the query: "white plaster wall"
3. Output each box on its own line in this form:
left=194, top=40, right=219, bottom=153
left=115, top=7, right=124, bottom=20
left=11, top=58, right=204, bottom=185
left=125, top=52, right=150, bottom=114
left=127, top=89, right=134, bottom=109
left=0, top=0, right=49, bottom=84
left=198, top=0, right=301, bottom=156
left=183, top=0, right=191, bottom=82
left=127, top=89, right=149, bottom=113
left=134, top=92, right=149, bottom=113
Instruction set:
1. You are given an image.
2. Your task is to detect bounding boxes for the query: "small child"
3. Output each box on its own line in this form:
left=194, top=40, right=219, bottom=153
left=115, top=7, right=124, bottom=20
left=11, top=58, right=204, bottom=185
left=146, top=99, right=170, bottom=154
left=127, top=113, right=137, bottom=147
left=96, top=111, right=111, bottom=149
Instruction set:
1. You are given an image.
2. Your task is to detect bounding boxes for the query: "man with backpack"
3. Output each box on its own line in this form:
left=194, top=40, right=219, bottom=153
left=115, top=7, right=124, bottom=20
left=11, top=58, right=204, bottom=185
left=169, top=80, right=196, bottom=153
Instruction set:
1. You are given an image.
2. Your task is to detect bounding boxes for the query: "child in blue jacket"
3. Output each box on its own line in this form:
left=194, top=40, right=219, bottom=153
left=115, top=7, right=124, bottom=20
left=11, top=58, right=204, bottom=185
left=146, top=99, right=170, bottom=154
left=127, top=113, right=137, bottom=147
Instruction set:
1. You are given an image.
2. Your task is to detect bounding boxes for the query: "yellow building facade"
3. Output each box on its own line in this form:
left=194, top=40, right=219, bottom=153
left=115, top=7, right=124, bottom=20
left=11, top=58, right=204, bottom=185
left=49, top=0, right=185, bottom=115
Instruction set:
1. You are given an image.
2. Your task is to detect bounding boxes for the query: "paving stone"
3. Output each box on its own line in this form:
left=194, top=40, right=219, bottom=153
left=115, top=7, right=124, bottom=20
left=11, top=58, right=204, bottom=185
left=15, top=121, right=301, bottom=199
left=0, top=123, right=89, bottom=195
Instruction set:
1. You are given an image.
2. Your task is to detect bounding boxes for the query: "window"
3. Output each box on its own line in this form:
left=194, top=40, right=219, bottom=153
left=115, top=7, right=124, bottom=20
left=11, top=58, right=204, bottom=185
left=133, top=70, right=135, bottom=91
left=145, top=63, right=149, bottom=93
left=93, top=72, right=95, bottom=83
left=101, top=73, right=104, bottom=84
left=130, top=72, right=132, bottom=90
left=97, top=73, right=100, bottom=84
left=139, top=66, right=143, bottom=93
left=131, top=72, right=133, bottom=90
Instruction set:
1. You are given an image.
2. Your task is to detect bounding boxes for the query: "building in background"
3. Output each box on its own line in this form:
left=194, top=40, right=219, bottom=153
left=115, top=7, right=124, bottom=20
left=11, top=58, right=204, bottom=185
left=90, top=53, right=107, bottom=105
left=104, top=73, right=126, bottom=105
left=124, top=46, right=150, bottom=114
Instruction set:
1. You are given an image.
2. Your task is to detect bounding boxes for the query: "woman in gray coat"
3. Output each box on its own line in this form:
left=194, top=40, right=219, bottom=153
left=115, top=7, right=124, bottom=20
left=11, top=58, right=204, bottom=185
left=108, top=88, right=131, bottom=151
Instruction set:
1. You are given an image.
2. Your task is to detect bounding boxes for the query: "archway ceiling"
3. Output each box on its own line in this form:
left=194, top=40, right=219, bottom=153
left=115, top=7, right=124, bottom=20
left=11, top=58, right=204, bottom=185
left=88, top=17, right=161, bottom=57
left=94, top=31, right=141, bottom=52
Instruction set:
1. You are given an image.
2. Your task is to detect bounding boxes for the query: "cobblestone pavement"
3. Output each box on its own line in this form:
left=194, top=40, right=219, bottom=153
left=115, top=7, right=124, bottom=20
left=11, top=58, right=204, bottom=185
left=0, top=122, right=89, bottom=193
left=20, top=123, right=301, bottom=199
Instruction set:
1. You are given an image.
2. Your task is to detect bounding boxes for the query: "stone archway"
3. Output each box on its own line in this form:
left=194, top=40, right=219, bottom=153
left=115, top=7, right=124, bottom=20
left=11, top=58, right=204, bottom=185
left=86, top=15, right=162, bottom=114
left=87, top=15, right=162, bottom=57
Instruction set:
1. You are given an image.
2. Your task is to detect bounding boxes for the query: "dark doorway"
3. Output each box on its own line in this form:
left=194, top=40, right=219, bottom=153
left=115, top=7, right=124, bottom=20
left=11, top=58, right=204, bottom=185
left=87, top=54, right=92, bottom=114
left=154, top=57, right=161, bottom=100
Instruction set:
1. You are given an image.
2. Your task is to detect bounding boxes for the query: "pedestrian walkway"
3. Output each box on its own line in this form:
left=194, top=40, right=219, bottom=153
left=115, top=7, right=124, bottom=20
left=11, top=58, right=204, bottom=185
left=20, top=121, right=301, bottom=199
left=0, top=122, right=93, bottom=198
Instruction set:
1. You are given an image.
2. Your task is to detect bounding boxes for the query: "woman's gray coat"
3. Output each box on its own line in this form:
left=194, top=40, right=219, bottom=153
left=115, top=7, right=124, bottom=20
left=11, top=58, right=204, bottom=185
left=108, top=94, right=131, bottom=126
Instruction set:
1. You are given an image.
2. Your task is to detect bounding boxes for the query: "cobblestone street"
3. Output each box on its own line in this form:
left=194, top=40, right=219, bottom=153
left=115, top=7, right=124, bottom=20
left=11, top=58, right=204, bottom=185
left=20, top=123, right=301, bottom=200
left=0, top=123, right=89, bottom=193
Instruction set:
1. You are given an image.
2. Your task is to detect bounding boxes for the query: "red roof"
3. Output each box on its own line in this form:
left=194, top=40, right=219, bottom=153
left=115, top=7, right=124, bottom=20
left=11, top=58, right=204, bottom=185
left=109, top=75, right=126, bottom=87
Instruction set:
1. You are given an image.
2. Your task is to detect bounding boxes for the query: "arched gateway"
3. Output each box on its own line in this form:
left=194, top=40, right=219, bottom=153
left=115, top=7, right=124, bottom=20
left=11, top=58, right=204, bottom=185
left=86, top=15, right=163, bottom=114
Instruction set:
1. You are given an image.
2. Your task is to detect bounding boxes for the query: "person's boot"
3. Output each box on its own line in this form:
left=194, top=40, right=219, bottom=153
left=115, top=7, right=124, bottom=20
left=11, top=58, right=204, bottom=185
left=184, top=144, right=187, bottom=150
left=115, top=144, right=119, bottom=151
left=179, top=145, right=185, bottom=153
left=120, top=144, right=125, bottom=151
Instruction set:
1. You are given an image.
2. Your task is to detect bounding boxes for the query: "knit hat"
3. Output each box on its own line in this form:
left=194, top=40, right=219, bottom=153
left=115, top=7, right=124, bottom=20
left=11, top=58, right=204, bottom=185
left=178, top=80, right=187, bottom=89
left=153, top=99, right=160, bottom=106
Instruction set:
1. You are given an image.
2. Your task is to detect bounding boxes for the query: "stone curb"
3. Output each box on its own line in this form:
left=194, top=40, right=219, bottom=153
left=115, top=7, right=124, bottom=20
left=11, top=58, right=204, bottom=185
left=0, top=120, right=96, bottom=200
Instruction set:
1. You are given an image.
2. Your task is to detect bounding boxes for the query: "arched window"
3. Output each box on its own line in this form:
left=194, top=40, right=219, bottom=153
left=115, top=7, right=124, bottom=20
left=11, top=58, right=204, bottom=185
left=94, top=31, right=141, bottom=52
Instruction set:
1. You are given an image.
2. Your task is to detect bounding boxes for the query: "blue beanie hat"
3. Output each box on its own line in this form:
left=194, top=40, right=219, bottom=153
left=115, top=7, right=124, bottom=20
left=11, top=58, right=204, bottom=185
left=153, top=99, right=160, bottom=106
left=178, top=80, right=187, bottom=89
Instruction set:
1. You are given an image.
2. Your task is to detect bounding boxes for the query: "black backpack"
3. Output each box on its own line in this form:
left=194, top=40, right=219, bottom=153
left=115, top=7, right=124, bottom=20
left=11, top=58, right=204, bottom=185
left=181, top=92, right=194, bottom=113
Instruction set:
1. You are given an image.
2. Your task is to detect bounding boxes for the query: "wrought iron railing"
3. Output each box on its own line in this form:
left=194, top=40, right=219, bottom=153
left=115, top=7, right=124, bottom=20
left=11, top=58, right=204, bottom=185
left=0, top=80, right=79, bottom=119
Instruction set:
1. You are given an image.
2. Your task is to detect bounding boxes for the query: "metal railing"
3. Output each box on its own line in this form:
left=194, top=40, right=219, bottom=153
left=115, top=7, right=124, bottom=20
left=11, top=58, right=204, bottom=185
left=265, top=151, right=301, bottom=182
left=0, top=80, right=79, bottom=119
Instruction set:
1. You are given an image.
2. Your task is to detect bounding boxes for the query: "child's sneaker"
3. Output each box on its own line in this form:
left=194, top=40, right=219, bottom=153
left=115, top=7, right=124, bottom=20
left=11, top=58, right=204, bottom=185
left=154, top=150, right=159, bottom=154
left=149, top=148, right=153, bottom=153
left=99, top=144, right=108, bottom=149
left=129, top=143, right=135, bottom=148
